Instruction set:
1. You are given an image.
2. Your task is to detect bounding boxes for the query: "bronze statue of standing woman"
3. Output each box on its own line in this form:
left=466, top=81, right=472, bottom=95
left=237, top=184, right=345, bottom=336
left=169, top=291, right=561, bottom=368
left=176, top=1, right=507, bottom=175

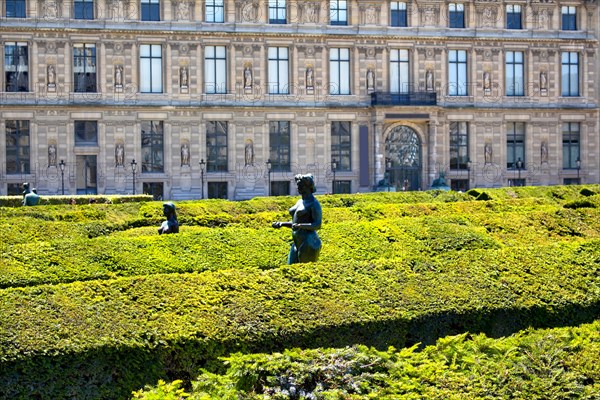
left=272, top=174, right=322, bottom=264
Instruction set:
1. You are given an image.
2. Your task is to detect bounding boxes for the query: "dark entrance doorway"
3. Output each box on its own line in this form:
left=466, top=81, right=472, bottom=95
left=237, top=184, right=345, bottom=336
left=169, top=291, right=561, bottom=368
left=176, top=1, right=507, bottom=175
left=385, top=126, right=422, bottom=191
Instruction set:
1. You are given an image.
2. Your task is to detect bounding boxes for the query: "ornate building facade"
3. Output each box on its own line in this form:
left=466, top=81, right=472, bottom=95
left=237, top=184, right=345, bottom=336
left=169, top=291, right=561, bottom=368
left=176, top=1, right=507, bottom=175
left=1, top=0, right=598, bottom=199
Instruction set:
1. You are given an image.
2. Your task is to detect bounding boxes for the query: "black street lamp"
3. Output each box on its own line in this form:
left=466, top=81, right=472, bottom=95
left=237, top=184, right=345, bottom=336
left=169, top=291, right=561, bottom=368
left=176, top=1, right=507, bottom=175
left=199, top=158, right=206, bottom=199
left=331, top=159, right=337, bottom=194
left=467, top=158, right=471, bottom=190
left=516, top=157, right=523, bottom=186
left=266, top=159, right=272, bottom=196
left=131, top=159, right=137, bottom=195
left=59, top=159, right=66, bottom=195
left=576, top=157, right=581, bottom=182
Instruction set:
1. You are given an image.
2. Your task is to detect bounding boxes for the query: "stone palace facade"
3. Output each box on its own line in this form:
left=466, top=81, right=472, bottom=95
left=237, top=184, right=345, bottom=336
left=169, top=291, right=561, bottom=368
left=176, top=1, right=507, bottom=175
left=1, top=0, right=598, bottom=199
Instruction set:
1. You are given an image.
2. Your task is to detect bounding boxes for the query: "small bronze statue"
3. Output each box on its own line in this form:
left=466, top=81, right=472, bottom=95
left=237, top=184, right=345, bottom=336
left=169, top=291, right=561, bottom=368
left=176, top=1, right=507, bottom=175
left=272, top=174, right=322, bottom=264
left=22, top=182, right=40, bottom=206
left=158, top=202, right=179, bottom=234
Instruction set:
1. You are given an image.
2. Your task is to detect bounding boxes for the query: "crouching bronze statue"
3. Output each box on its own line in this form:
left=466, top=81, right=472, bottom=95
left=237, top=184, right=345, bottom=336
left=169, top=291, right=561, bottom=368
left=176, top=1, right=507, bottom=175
left=158, top=202, right=179, bottom=234
left=272, top=174, right=322, bottom=264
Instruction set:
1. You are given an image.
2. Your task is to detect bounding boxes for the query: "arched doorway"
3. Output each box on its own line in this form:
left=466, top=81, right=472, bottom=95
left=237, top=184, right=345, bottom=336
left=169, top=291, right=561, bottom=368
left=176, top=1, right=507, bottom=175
left=385, top=125, right=422, bottom=191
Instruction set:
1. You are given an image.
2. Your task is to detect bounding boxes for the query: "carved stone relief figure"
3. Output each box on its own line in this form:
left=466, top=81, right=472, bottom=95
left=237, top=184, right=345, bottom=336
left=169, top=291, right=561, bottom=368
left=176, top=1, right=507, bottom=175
left=115, top=65, right=123, bottom=87
left=483, top=71, right=491, bottom=92
left=48, top=144, right=57, bottom=167
left=181, top=143, right=190, bottom=166
left=244, top=65, right=253, bottom=88
left=484, top=142, right=493, bottom=164
left=176, top=0, right=190, bottom=20
left=426, top=69, right=434, bottom=91
left=306, top=66, right=314, bottom=88
left=541, top=141, right=548, bottom=164
left=366, top=69, right=375, bottom=92
left=47, top=65, right=56, bottom=86
left=245, top=139, right=254, bottom=166
left=540, top=70, right=548, bottom=90
left=115, top=143, right=125, bottom=167
left=302, top=1, right=318, bottom=23
left=180, top=66, right=188, bottom=87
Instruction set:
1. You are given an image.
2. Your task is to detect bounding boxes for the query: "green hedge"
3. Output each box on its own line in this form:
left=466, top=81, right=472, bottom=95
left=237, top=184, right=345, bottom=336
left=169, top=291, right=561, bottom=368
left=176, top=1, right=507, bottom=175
left=1, top=239, right=599, bottom=398
left=0, top=194, right=153, bottom=207
left=138, top=319, right=600, bottom=399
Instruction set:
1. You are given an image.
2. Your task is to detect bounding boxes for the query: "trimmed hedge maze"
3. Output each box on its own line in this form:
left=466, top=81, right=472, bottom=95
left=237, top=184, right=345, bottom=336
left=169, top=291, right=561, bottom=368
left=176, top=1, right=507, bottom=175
left=0, top=186, right=599, bottom=399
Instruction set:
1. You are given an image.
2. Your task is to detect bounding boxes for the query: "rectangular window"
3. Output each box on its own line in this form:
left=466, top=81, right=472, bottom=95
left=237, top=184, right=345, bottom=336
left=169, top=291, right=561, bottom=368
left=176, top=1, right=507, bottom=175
left=390, top=1, right=407, bottom=27
left=269, top=0, right=286, bottom=24
left=206, top=121, right=228, bottom=172
left=6, top=0, right=26, bottom=17
left=330, top=48, right=350, bottom=95
left=449, top=122, right=469, bottom=170
left=333, top=180, right=351, bottom=194
left=448, top=50, right=468, bottom=96
left=269, top=121, right=290, bottom=172
left=141, top=0, right=160, bottom=21
left=271, top=181, right=290, bottom=196
left=505, top=51, right=524, bottom=96
left=561, top=52, right=579, bottom=96
left=268, top=47, right=289, bottom=94
left=331, top=121, right=351, bottom=171
left=141, top=121, right=164, bottom=172
left=73, top=44, right=97, bottom=92
left=330, top=0, right=347, bottom=25
left=205, top=46, right=227, bottom=94
left=448, top=3, right=465, bottom=28
left=506, top=5, right=522, bottom=29
left=5, top=120, right=30, bottom=174
left=561, top=6, right=576, bottom=30
left=140, top=44, right=163, bottom=93
left=208, top=182, right=228, bottom=199
left=562, top=122, right=580, bottom=169
left=205, top=0, right=224, bottom=22
left=506, top=122, right=525, bottom=169
left=74, top=0, right=94, bottom=19
left=74, top=121, right=98, bottom=146
left=4, top=42, right=28, bottom=92
left=390, top=49, right=410, bottom=94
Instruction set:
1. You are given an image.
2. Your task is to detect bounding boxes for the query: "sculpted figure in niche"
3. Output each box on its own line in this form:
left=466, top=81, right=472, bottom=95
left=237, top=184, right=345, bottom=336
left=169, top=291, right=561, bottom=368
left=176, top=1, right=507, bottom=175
left=272, top=174, right=322, bottom=264
left=245, top=140, right=254, bottom=166
left=541, top=141, right=548, bottom=164
left=115, top=143, right=125, bottom=167
left=158, top=202, right=179, bottom=234
left=48, top=144, right=57, bottom=167
left=244, top=66, right=253, bottom=88
left=485, top=142, right=493, bottom=164
left=181, top=143, right=190, bottom=166
left=176, top=0, right=189, bottom=20
left=180, top=66, right=188, bottom=87
left=366, top=69, right=375, bottom=91
left=306, top=66, right=314, bottom=88
left=426, top=69, right=434, bottom=91
left=47, top=65, right=56, bottom=85
left=365, top=5, right=376, bottom=24
left=540, top=70, right=548, bottom=90
left=483, top=71, right=491, bottom=91
left=303, top=2, right=317, bottom=22
left=115, top=65, right=123, bottom=86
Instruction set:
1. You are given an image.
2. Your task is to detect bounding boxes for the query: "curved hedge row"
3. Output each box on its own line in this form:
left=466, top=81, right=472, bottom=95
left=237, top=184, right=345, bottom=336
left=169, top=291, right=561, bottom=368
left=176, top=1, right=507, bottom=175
left=135, top=319, right=600, bottom=399
left=1, top=239, right=599, bottom=398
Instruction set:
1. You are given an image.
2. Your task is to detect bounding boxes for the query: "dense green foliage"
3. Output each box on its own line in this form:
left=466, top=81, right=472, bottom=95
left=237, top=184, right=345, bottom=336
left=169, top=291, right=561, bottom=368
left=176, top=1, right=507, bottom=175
left=0, top=185, right=599, bottom=399
left=135, top=319, right=600, bottom=399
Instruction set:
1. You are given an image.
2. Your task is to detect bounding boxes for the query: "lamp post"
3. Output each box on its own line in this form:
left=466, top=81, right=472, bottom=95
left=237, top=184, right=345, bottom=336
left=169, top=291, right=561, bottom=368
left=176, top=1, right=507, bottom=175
left=467, top=158, right=471, bottom=190
left=516, top=157, right=523, bottom=186
left=331, top=159, right=337, bottom=194
left=199, top=158, right=206, bottom=199
left=266, top=159, right=272, bottom=196
left=59, top=159, right=65, bottom=195
left=576, top=157, right=581, bottom=183
left=130, top=159, right=137, bottom=195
